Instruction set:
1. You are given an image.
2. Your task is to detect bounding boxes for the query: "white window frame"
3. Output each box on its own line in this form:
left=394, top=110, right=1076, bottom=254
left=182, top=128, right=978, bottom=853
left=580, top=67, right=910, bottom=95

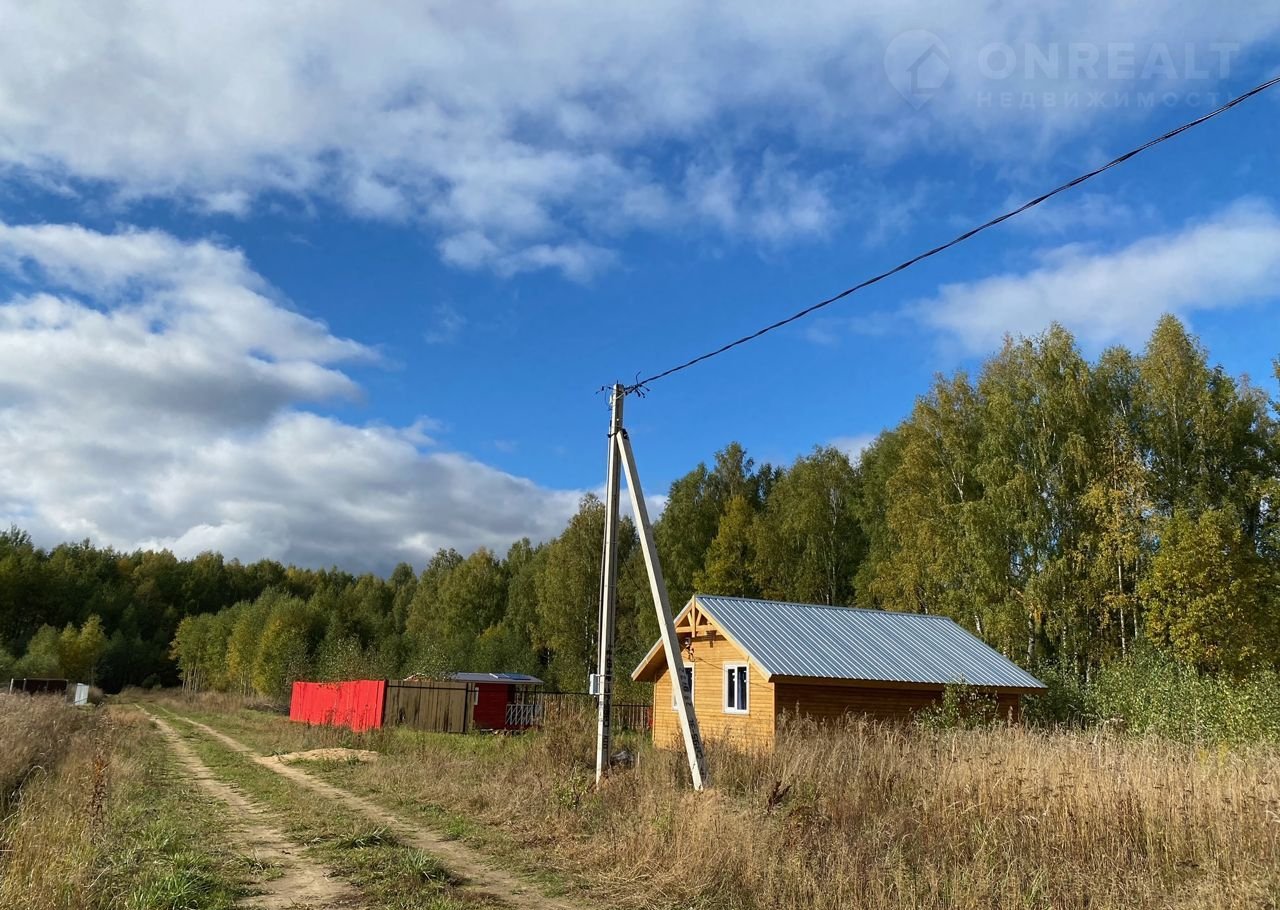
left=671, top=665, right=694, bottom=710
left=724, top=663, right=749, bottom=714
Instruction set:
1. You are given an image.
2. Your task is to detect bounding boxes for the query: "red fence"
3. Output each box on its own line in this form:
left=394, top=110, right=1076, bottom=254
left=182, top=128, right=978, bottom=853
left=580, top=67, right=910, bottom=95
left=288, top=679, right=386, bottom=732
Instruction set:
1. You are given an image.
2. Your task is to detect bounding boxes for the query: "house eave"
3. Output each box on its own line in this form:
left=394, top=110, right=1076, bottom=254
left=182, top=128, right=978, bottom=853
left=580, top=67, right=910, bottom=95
left=768, top=674, right=1046, bottom=694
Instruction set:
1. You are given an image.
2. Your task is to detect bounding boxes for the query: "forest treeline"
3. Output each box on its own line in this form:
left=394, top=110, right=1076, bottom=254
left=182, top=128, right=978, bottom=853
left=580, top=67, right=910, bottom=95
left=2, top=316, right=1278, bottom=703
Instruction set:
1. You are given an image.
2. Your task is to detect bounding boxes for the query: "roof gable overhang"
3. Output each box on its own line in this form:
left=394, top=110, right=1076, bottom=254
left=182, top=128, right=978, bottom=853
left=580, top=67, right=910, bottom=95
left=630, top=595, right=773, bottom=682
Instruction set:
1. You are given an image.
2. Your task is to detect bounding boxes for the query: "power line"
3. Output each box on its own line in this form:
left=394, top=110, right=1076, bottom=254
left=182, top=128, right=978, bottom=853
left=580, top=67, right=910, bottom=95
left=621, top=72, right=1280, bottom=395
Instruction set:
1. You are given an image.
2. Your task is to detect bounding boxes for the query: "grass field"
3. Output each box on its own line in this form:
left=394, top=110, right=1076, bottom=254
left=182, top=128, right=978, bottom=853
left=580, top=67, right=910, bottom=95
left=150, top=693, right=1280, bottom=910
left=0, top=695, right=245, bottom=910
left=3, top=691, right=1279, bottom=910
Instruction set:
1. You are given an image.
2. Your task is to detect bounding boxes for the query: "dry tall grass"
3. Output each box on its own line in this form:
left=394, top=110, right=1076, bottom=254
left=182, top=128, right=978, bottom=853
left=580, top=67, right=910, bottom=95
left=180, top=697, right=1280, bottom=910
left=1, top=701, right=245, bottom=910
left=0, top=696, right=104, bottom=909
left=0, top=695, right=90, bottom=814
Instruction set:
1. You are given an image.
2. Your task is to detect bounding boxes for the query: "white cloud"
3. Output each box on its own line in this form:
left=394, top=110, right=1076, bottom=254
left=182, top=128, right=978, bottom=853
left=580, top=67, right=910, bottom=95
left=1002, top=192, right=1155, bottom=237
left=831, top=434, right=879, bottom=464
left=0, top=221, right=583, bottom=571
left=424, top=304, right=466, bottom=345
left=914, top=199, right=1280, bottom=353
left=684, top=154, right=837, bottom=243
left=1, top=4, right=1275, bottom=276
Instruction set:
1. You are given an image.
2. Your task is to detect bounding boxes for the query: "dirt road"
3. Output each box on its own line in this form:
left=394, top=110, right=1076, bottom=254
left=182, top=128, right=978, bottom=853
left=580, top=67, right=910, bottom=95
left=146, top=712, right=362, bottom=910
left=168, top=712, right=583, bottom=910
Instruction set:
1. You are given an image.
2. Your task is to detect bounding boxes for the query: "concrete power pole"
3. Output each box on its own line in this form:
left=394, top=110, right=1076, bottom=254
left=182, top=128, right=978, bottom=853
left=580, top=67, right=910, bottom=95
left=595, top=384, right=707, bottom=790
left=594, top=384, right=624, bottom=785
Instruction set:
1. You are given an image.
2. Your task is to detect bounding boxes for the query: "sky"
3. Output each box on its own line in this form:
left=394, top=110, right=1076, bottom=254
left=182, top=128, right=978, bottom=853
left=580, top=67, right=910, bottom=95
left=1, top=3, right=1278, bottom=573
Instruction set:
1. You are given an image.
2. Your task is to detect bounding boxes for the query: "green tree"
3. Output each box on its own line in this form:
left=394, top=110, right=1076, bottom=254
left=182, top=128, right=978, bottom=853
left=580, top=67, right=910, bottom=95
left=312, top=628, right=380, bottom=681
left=401, top=548, right=503, bottom=675
left=493, top=539, right=545, bottom=674
left=171, top=613, right=213, bottom=692
left=1141, top=508, right=1276, bottom=674
left=865, top=372, right=984, bottom=624
left=423, top=548, right=507, bottom=671
left=224, top=599, right=268, bottom=695
left=535, top=495, right=636, bottom=689
left=252, top=591, right=319, bottom=698
left=655, top=443, right=765, bottom=607
left=654, top=464, right=719, bottom=609
left=613, top=547, right=660, bottom=700
left=13, top=625, right=62, bottom=678
left=693, top=494, right=760, bottom=597
left=63, top=615, right=108, bottom=683
left=851, top=429, right=905, bottom=608
left=404, top=548, right=464, bottom=666
left=387, top=562, right=418, bottom=636
left=753, top=446, right=864, bottom=605
left=1137, top=315, right=1272, bottom=520
left=0, top=527, right=45, bottom=647
left=973, top=326, right=1098, bottom=665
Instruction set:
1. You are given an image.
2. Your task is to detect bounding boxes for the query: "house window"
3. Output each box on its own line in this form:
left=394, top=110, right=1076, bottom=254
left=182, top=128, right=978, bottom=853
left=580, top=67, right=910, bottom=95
left=671, top=666, right=694, bottom=710
left=725, top=664, right=749, bottom=714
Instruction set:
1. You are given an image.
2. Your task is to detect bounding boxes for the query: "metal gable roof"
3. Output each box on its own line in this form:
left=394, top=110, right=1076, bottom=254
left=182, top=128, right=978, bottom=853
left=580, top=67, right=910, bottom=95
left=446, top=672, right=544, bottom=685
left=687, top=595, right=1045, bottom=690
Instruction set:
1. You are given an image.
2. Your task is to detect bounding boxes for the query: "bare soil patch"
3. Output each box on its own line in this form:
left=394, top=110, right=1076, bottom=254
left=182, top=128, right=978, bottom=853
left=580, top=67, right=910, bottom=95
left=274, top=748, right=379, bottom=764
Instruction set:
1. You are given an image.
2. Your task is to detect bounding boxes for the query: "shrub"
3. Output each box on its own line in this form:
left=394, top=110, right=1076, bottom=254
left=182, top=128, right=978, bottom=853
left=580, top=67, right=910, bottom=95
left=915, top=681, right=999, bottom=731
left=1023, top=660, right=1099, bottom=728
left=1091, top=645, right=1280, bottom=743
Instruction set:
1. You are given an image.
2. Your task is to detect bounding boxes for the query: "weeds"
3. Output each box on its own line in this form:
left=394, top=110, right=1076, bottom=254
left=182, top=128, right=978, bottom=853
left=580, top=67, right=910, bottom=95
left=1025, top=646, right=1280, bottom=743
left=0, top=695, right=89, bottom=814
left=0, top=704, right=244, bottom=910
left=336, top=825, right=399, bottom=849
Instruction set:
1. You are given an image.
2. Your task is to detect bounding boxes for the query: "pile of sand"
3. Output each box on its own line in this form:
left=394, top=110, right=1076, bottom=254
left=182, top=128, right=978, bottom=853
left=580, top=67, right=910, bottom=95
left=272, top=748, right=379, bottom=764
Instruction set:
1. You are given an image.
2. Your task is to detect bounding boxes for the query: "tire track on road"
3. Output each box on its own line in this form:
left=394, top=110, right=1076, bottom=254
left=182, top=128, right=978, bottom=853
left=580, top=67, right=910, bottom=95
left=169, top=712, right=584, bottom=910
left=145, top=711, right=363, bottom=910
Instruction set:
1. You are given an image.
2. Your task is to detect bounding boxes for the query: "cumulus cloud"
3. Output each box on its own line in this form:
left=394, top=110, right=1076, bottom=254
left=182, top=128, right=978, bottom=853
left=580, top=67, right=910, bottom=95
left=914, top=199, right=1280, bottom=353
left=0, top=3, right=1275, bottom=276
left=0, top=221, right=584, bottom=571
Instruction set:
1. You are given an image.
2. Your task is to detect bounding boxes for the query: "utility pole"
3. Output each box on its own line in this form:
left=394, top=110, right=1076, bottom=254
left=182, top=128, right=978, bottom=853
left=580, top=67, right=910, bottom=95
left=594, top=385, right=707, bottom=791
left=594, top=384, right=624, bottom=785
left=616, top=427, right=707, bottom=790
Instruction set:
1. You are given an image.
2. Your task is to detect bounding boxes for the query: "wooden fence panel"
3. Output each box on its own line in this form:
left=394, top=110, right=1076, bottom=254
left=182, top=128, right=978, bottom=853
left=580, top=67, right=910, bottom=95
left=384, top=681, right=473, bottom=733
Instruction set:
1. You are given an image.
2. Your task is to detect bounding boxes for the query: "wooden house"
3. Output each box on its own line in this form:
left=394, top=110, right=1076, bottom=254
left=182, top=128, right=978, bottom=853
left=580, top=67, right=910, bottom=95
left=632, top=595, right=1046, bottom=749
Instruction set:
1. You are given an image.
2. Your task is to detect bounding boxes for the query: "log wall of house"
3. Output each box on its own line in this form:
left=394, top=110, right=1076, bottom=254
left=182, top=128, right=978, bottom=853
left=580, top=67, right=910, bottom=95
left=773, top=682, right=1022, bottom=725
left=652, top=627, right=775, bottom=750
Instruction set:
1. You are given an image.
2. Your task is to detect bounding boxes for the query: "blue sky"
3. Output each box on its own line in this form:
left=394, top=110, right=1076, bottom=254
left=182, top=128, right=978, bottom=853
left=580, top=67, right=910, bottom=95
left=0, top=4, right=1278, bottom=571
